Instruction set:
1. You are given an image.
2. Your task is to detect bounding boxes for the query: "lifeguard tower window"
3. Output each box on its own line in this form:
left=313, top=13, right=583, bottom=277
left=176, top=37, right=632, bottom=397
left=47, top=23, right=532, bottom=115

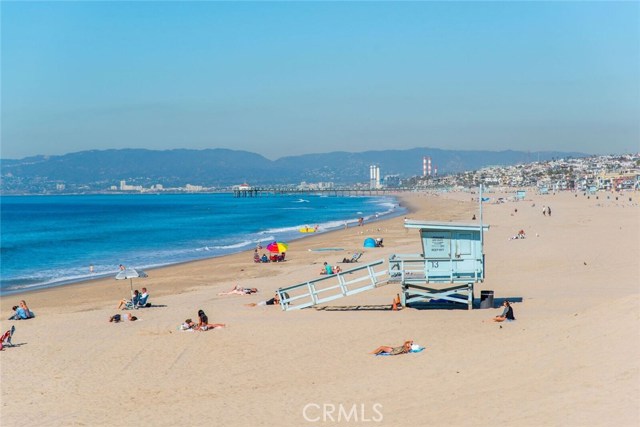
left=424, top=232, right=451, bottom=258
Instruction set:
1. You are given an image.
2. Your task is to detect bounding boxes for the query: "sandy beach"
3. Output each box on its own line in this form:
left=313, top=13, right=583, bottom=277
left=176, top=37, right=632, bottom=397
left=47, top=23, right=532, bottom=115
left=1, top=190, right=638, bottom=427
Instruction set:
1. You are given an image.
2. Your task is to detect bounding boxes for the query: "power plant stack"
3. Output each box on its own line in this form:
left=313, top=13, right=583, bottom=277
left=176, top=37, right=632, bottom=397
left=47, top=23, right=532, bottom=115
left=369, top=165, right=380, bottom=189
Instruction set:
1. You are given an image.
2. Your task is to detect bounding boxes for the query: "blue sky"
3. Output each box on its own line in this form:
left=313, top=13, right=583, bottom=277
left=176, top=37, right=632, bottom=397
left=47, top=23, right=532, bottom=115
left=2, top=1, right=638, bottom=160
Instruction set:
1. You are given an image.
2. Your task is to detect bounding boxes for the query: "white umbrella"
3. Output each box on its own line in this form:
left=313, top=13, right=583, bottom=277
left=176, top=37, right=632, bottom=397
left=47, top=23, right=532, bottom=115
left=115, top=268, right=148, bottom=302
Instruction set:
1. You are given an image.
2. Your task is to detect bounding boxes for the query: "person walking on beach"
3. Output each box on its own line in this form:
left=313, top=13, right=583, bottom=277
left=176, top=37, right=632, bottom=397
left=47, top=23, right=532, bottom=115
left=542, top=206, right=547, bottom=216
left=547, top=206, right=551, bottom=216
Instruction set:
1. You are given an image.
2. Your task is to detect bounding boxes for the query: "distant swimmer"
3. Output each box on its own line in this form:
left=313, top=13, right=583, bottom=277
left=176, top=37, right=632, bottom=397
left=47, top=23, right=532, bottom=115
left=89, top=264, right=94, bottom=274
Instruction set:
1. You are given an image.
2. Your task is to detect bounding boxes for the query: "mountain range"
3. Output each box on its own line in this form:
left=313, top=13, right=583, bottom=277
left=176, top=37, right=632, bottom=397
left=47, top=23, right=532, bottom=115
left=1, top=147, right=588, bottom=192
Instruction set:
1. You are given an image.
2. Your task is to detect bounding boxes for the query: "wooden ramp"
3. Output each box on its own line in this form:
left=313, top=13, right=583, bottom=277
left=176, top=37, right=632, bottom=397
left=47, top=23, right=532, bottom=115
left=276, top=259, right=389, bottom=311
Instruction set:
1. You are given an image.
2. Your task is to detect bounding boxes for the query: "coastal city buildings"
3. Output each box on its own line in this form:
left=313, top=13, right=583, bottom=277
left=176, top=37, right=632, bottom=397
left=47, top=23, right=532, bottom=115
left=1, top=154, right=638, bottom=195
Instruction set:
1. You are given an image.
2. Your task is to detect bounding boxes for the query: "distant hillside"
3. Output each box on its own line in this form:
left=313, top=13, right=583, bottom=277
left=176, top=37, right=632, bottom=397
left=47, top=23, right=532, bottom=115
left=1, top=147, right=588, bottom=192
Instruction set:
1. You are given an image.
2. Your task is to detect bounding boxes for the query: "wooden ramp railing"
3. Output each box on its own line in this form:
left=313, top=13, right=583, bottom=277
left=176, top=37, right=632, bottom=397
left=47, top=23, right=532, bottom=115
left=276, top=259, right=389, bottom=311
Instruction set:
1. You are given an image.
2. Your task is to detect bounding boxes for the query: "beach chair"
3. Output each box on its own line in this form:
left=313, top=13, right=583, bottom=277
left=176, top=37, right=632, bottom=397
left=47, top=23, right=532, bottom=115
left=1, top=325, right=16, bottom=348
left=345, top=252, right=362, bottom=263
left=135, top=294, right=150, bottom=308
left=123, top=293, right=149, bottom=310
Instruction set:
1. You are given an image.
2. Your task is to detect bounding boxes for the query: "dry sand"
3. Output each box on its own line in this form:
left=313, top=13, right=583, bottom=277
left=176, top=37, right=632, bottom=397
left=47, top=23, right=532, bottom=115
left=1, top=190, right=638, bottom=426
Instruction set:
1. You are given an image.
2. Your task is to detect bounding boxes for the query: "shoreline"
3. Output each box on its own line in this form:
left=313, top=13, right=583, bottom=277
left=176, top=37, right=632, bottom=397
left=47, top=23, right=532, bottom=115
left=1, top=193, right=407, bottom=297
left=0, top=191, right=418, bottom=308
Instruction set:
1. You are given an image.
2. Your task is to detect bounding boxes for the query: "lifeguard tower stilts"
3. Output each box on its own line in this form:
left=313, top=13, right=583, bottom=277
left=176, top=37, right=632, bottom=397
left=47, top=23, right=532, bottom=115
left=389, top=219, right=488, bottom=310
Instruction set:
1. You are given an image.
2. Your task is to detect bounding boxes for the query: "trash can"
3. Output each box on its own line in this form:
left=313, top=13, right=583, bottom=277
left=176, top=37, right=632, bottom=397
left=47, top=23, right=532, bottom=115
left=480, top=290, right=494, bottom=309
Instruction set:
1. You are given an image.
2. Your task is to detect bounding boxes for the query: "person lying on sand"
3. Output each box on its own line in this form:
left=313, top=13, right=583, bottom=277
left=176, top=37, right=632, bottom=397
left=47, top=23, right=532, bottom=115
left=180, top=319, right=196, bottom=330
left=491, top=300, right=515, bottom=322
left=218, top=285, right=258, bottom=296
left=195, top=309, right=225, bottom=331
left=245, top=293, right=280, bottom=307
left=370, top=340, right=413, bottom=355
left=109, top=313, right=137, bottom=322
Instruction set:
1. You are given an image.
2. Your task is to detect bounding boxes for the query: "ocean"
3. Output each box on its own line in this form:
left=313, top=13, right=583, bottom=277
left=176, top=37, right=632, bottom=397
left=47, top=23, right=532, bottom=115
left=0, top=193, right=405, bottom=295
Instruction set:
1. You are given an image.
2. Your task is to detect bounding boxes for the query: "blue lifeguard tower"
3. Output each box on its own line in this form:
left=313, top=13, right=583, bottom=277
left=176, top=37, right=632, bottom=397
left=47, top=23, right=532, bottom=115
left=389, top=220, right=488, bottom=309
left=516, top=190, right=526, bottom=200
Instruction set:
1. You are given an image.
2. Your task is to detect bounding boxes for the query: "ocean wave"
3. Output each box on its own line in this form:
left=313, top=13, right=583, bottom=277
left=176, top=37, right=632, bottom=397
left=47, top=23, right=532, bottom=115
left=197, top=240, right=253, bottom=251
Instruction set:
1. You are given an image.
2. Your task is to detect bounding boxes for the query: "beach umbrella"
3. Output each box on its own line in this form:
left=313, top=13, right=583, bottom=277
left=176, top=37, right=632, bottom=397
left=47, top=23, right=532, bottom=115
left=266, top=241, right=288, bottom=253
left=363, top=238, right=376, bottom=248
left=115, top=268, right=148, bottom=300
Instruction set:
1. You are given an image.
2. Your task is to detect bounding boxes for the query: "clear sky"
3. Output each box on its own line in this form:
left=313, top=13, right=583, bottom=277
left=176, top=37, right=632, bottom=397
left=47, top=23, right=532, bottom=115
left=2, top=1, right=638, bottom=160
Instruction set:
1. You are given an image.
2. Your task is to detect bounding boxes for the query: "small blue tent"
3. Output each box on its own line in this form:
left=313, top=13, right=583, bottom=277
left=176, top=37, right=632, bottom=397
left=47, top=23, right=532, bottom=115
left=363, top=238, right=376, bottom=248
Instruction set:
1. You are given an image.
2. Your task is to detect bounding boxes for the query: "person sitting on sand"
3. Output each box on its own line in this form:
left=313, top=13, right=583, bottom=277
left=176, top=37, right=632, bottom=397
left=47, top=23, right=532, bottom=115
left=9, top=300, right=35, bottom=320
left=139, top=288, right=149, bottom=305
left=245, top=293, right=280, bottom=307
left=370, top=340, right=413, bottom=355
left=109, top=313, right=138, bottom=322
left=196, top=309, right=225, bottom=331
left=492, top=300, right=515, bottom=322
left=334, top=265, right=342, bottom=274
left=8, top=305, right=29, bottom=320
left=253, top=250, right=260, bottom=263
left=180, top=318, right=196, bottom=330
left=20, top=300, right=34, bottom=318
left=117, top=290, right=140, bottom=310
left=261, top=253, right=269, bottom=263
left=218, top=285, right=258, bottom=296
left=320, top=262, right=333, bottom=275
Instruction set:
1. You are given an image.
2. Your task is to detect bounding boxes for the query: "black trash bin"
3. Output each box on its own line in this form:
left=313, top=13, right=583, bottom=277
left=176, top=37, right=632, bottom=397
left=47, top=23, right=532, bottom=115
left=480, top=290, right=494, bottom=309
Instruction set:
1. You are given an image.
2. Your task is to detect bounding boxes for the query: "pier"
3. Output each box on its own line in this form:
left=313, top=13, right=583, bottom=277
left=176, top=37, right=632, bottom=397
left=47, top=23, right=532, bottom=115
left=232, top=187, right=415, bottom=197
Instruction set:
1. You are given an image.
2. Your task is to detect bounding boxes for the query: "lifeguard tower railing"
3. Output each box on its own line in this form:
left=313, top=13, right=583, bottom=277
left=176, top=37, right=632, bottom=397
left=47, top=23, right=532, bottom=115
left=392, top=220, right=488, bottom=310
left=277, top=259, right=389, bottom=311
